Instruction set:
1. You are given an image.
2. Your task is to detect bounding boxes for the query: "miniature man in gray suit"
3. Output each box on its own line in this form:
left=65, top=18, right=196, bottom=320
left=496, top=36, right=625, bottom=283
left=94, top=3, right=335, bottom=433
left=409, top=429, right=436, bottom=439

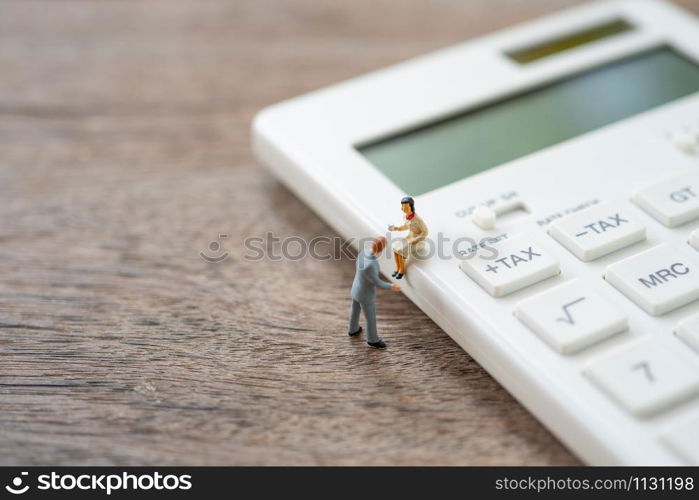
left=348, top=236, right=400, bottom=348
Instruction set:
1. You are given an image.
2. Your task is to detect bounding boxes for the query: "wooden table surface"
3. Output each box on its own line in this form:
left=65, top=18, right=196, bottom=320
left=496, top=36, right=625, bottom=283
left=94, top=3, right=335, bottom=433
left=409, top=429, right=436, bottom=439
left=3, top=0, right=697, bottom=466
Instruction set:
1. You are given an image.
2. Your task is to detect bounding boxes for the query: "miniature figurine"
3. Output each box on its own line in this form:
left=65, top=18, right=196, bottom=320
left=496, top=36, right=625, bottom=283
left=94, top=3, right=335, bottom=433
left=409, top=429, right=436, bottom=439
left=388, top=196, right=429, bottom=279
left=348, top=236, right=400, bottom=348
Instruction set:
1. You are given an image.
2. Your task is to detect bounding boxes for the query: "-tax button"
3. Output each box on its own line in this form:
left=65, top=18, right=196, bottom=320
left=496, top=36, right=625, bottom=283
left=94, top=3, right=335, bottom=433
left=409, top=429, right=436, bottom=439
left=605, top=244, right=699, bottom=316
left=459, top=234, right=560, bottom=297
left=548, top=202, right=645, bottom=261
left=632, top=171, right=699, bottom=227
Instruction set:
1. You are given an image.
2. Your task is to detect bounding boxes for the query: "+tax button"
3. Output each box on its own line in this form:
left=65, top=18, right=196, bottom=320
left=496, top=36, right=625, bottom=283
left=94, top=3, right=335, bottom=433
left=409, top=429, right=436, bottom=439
left=459, top=233, right=560, bottom=297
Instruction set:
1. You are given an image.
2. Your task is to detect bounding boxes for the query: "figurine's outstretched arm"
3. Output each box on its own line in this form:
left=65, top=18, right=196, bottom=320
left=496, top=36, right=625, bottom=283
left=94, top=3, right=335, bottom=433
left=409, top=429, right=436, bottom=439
left=365, top=264, right=392, bottom=290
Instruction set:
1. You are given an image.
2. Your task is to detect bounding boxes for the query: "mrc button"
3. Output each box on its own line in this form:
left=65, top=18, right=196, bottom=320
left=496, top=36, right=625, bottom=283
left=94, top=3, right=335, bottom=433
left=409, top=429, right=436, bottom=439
left=459, top=234, right=560, bottom=297
left=548, top=202, right=645, bottom=261
left=605, top=244, right=699, bottom=316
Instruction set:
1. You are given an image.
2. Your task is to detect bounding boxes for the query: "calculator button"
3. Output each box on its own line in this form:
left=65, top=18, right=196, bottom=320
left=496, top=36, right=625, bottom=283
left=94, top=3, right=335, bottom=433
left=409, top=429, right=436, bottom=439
left=548, top=202, right=645, bottom=261
left=632, top=171, right=699, bottom=227
left=605, top=244, right=699, bottom=316
left=677, top=313, right=699, bottom=353
left=672, top=131, right=699, bottom=155
left=515, top=281, right=627, bottom=354
left=691, top=229, right=699, bottom=251
left=584, top=338, right=699, bottom=417
left=459, top=234, right=559, bottom=297
left=662, top=415, right=699, bottom=464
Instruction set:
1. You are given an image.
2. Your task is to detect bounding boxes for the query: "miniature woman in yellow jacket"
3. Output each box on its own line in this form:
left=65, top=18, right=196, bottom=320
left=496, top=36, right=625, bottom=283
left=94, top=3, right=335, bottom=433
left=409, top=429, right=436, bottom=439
left=388, top=196, right=428, bottom=279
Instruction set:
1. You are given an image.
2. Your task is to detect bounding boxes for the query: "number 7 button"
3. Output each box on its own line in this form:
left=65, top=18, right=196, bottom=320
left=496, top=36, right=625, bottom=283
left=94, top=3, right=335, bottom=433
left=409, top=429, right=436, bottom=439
left=584, top=337, right=699, bottom=418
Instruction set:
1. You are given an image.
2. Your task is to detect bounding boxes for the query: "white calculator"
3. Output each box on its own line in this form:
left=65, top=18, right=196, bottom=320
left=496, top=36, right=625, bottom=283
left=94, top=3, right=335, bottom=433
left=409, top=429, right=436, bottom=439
left=252, top=0, right=699, bottom=465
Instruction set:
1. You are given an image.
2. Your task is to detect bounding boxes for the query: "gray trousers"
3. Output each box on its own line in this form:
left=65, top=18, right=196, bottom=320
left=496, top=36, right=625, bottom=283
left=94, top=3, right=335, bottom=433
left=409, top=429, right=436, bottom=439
left=348, top=299, right=380, bottom=343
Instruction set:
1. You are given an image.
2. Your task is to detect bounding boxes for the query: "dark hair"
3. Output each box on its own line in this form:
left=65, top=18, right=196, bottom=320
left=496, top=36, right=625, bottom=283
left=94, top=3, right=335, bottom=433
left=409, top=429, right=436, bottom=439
left=400, top=196, right=415, bottom=213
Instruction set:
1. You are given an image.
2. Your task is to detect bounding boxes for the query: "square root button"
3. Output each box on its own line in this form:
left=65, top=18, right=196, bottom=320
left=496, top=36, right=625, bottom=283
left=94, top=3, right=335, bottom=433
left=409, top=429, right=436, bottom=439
left=515, top=280, right=628, bottom=354
left=605, top=244, right=699, bottom=316
left=548, top=202, right=645, bottom=261
left=459, top=234, right=559, bottom=297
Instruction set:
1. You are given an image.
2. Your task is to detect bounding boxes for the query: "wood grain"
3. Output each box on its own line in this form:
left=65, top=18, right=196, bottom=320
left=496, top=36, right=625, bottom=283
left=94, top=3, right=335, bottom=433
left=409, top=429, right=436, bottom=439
left=2, top=0, right=697, bottom=466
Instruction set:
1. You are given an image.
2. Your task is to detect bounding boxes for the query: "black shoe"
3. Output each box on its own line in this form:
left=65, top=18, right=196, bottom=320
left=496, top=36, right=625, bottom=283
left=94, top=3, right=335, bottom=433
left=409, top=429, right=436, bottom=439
left=368, top=340, right=386, bottom=348
left=395, top=273, right=403, bottom=279
left=392, top=271, right=398, bottom=277
left=348, top=326, right=362, bottom=337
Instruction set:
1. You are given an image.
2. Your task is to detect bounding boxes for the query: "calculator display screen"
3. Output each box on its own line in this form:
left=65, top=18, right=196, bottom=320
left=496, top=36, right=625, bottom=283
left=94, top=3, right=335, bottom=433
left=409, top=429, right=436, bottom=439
left=357, top=47, right=699, bottom=196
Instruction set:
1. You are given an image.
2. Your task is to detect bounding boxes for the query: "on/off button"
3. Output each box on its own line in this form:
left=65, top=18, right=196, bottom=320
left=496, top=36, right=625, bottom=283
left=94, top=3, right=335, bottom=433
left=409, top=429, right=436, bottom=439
left=605, top=243, right=699, bottom=316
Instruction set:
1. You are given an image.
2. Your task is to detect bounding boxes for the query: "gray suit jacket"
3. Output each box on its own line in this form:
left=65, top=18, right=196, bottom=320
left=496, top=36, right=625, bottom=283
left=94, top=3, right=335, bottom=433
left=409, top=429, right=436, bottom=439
left=351, top=249, right=392, bottom=304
